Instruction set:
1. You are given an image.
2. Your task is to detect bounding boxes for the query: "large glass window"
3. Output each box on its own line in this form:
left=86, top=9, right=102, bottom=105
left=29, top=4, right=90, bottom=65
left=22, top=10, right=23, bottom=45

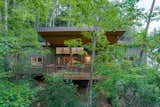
left=56, top=47, right=84, bottom=54
left=56, top=47, right=84, bottom=66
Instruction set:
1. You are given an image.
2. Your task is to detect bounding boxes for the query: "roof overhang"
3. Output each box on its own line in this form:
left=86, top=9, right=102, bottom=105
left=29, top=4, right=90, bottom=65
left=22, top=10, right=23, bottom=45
left=37, top=27, right=125, bottom=46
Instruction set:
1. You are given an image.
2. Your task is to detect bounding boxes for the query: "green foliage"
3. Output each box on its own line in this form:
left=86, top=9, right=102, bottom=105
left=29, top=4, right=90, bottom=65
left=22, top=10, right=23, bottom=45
left=0, top=1, right=53, bottom=107
left=0, top=81, right=35, bottom=107
left=64, top=39, right=82, bottom=48
left=41, top=75, right=81, bottom=107
left=94, top=27, right=160, bottom=106
left=95, top=58, right=160, bottom=107
left=0, top=0, right=49, bottom=73
left=147, top=30, right=160, bottom=66
left=0, top=33, right=45, bottom=73
left=0, top=72, right=14, bottom=79
left=0, top=1, right=159, bottom=107
left=60, top=0, right=142, bottom=30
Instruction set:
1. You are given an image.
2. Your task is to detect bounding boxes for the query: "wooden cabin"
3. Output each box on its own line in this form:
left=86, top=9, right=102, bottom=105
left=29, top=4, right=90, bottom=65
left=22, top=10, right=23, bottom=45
left=34, top=27, right=125, bottom=80
left=31, top=27, right=147, bottom=106
left=33, top=27, right=126, bottom=106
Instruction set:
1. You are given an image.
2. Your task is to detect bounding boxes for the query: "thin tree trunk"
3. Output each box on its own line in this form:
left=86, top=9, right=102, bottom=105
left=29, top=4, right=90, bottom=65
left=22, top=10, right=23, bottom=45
left=49, top=12, right=53, bottom=27
left=139, top=0, right=156, bottom=65
left=49, top=9, right=55, bottom=27
left=0, top=9, right=2, bottom=22
left=46, top=13, right=49, bottom=27
left=13, top=0, right=16, bottom=8
left=4, top=0, right=8, bottom=30
left=68, top=6, right=71, bottom=27
left=49, top=5, right=58, bottom=27
left=145, top=0, right=156, bottom=35
left=88, top=33, right=97, bottom=107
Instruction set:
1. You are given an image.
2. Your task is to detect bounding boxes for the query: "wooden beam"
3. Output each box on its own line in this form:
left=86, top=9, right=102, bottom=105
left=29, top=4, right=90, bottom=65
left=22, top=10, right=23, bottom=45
left=54, top=72, right=106, bottom=80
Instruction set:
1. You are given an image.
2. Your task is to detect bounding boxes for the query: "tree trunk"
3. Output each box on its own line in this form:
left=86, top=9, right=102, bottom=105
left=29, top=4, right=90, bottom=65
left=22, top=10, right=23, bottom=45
left=145, top=0, right=156, bottom=34
left=49, top=8, right=55, bottom=27
left=0, top=9, right=2, bottom=22
left=13, top=0, right=16, bottom=8
left=139, top=0, right=156, bottom=65
left=88, top=33, right=97, bottom=107
left=4, top=0, right=8, bottom=30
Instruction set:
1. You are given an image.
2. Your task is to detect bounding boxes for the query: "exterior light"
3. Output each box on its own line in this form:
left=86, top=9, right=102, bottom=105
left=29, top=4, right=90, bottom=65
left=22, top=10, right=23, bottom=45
left=85, top=56, right=91, bottom=63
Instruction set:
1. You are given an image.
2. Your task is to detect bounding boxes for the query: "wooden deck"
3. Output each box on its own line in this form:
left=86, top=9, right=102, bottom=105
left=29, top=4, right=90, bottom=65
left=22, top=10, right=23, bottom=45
left=54, top=72, right=105, bottom=80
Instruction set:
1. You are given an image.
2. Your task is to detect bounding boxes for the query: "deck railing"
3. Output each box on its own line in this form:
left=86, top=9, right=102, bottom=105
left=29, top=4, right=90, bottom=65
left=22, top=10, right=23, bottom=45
left=46, top=64, right=90, bottom=73
left=31, top=63, right=90, bottom=74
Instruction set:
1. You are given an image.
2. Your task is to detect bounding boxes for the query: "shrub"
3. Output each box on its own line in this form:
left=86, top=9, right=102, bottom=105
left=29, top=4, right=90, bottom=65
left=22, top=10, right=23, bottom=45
left=0, top=81, right=35, bottom=107
left=40, top=75, right=82, bottom=107
left=95, top=61, right=160, bottom=107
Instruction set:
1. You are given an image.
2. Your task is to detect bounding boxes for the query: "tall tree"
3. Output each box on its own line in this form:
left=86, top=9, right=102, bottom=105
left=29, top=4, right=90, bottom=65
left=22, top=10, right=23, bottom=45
left=60, top=0, right=141, bottom=106
left=139, top=0, right=156, bottom=65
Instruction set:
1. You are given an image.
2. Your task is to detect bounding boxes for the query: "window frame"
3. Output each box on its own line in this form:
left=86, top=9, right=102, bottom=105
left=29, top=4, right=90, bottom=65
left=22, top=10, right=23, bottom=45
left=31, top=56, right=43, bottom=67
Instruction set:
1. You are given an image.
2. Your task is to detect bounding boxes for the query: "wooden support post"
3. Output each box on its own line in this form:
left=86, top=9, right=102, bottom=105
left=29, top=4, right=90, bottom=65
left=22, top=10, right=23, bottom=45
left=46, top=41, right=49, bottom=73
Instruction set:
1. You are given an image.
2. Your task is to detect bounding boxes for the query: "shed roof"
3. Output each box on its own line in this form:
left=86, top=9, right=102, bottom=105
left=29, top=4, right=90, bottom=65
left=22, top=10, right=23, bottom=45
left=37, top=27, right=125, bottom=46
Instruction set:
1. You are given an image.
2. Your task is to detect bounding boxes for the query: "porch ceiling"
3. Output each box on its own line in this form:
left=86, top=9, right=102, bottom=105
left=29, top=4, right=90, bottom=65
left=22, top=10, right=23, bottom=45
left=37, top=27, right=125, bottom=46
